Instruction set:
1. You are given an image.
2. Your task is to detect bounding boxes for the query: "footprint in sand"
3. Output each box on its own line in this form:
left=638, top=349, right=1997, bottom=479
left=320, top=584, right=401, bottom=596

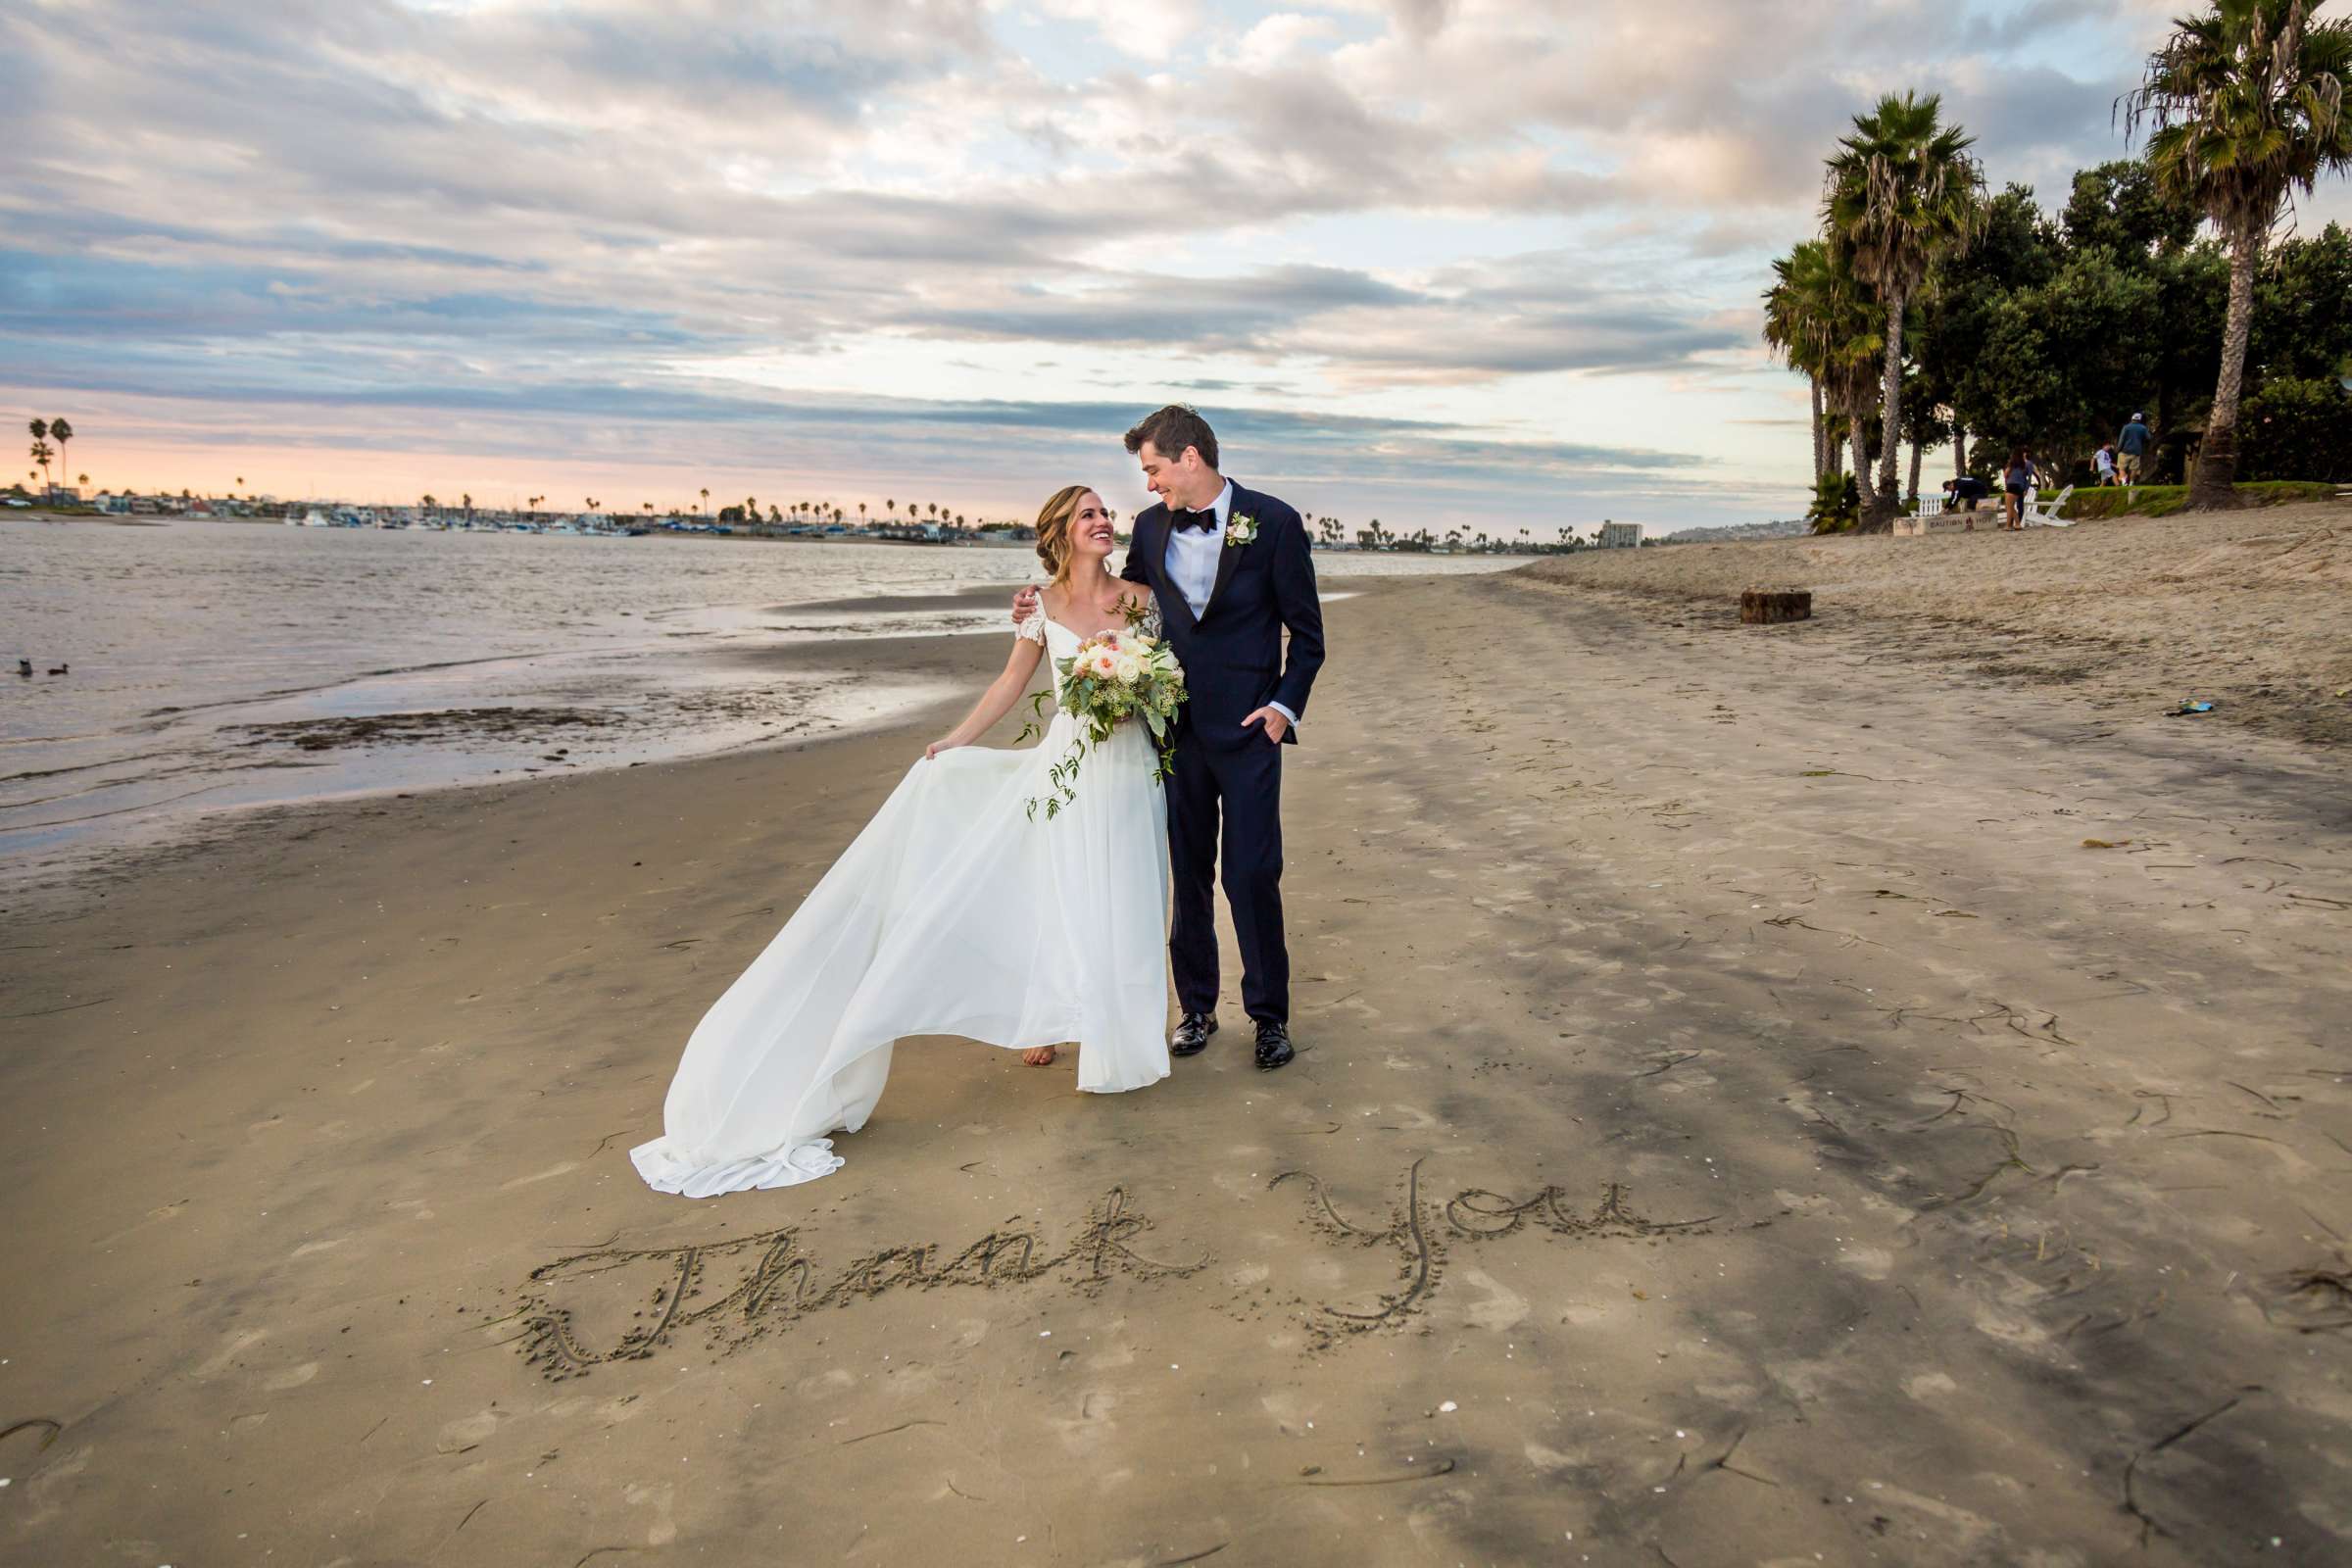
left=436, top=1408, right=502, bottom=1453
left=500, top=1160, right=579, bottom=1190
left=1904, top=1371, right=1960, bottom=1400
left=623, top=1482, right=678, bottom=1546
left=189, top=1330, right=268, bottom=1382
left=1834, top=1245, right=1895, bottom=1281
left=262, top=1361, right=319, bottom=1392
left=1455, top=1266, right=1532, bottom=1332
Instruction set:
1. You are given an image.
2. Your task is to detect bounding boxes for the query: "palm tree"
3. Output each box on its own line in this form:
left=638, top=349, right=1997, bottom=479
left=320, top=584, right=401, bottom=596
left=885, top=498, right=896, bottom=519
left=1818, top=244, right=1892, bottom=514
left=858, top=502, right=867, bottom=523
left=1763, top=243, right=1836, bottom=481
left=2128, top=0, right=2352, bottom=507
left=1823, top=92, right=1986, bottom=525
left=48, top=418, right=73, bottom=488
left=27, top=419, right=49, bottom=492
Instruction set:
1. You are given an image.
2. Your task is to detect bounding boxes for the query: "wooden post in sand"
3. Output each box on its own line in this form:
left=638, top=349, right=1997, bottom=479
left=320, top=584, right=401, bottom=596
left=1740, top=590, right=1811, bottom=625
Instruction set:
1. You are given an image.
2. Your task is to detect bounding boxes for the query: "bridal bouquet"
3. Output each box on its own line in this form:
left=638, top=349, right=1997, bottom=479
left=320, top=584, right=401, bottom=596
left=1020, top=603, right=1185, bottom=821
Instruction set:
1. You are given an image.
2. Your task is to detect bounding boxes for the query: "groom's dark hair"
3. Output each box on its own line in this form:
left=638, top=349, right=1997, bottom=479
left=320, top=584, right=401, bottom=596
left=1125, top=405, right=1218, bottom=470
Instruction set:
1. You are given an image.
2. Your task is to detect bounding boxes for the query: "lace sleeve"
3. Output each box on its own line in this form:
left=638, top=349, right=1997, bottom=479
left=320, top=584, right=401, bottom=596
left=1015, top=609, right=1048, bottom=646
left=1139, top=595, right=1164, bottom=638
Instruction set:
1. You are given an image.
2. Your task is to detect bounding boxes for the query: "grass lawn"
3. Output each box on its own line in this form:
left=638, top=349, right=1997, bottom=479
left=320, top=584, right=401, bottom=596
left=2058, top=479, right=2342, bottom=519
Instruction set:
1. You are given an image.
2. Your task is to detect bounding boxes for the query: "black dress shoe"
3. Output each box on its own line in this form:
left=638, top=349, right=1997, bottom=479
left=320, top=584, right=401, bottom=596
left=1170, top=1011, right=1218, bottom=1056
left=1253, top=1020, right=1295, bottom=1070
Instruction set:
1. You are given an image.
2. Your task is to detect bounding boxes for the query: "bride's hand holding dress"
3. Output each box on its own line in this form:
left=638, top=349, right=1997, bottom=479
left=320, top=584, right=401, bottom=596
left=630, top=490, right=1175, bottom=1200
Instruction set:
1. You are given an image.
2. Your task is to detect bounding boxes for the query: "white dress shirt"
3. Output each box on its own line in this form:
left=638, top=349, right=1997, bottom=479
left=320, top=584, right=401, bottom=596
left=1161, top=479, right=1230, bottom=619
left=1161, top=480, right=1297, bottom=729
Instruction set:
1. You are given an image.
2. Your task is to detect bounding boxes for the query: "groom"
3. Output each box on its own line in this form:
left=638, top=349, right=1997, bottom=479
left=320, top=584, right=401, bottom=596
left=1016, top=405, right=1324, bottom=1069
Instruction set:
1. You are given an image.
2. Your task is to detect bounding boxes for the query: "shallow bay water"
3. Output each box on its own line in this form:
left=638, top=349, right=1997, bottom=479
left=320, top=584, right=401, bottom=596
left=1, top=516, right=1509, bottom=899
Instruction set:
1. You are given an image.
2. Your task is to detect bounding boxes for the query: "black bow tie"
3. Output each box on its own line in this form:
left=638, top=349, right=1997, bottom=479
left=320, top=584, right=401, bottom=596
left=1172, top=507, right=1217, bottom=533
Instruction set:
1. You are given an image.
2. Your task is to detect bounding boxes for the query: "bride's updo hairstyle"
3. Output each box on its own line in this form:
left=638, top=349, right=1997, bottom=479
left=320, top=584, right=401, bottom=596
left=1033, top=484, right=1091, bottom=588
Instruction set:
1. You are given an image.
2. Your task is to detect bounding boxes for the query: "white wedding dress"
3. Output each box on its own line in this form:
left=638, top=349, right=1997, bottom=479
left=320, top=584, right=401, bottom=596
left=631, top=606, right=1173, bottom=1198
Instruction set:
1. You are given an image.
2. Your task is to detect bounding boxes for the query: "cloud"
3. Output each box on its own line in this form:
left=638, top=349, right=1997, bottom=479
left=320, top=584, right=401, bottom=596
left=0, top=0, right=2273, bottom=528
left=1029, top=0, right=1202, bottom=57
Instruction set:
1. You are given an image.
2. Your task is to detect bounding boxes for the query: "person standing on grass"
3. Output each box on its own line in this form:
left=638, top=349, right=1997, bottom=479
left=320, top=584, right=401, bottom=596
left=2118, top=413, right=2151, bottom=482
left=2094, top=443, right=2118, bottom=486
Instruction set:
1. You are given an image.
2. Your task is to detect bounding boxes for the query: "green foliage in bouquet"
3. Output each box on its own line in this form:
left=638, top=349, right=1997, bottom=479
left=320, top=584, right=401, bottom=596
left=1016, top=596, right=1186, bottom=821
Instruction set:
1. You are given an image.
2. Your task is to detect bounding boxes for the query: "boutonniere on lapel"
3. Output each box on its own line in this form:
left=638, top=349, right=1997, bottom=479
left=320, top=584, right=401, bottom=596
left=1223, top=513, right=1258, bottom=549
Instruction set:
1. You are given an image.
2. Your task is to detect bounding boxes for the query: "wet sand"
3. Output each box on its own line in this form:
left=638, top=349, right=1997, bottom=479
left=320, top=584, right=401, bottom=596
left=4, top=572, right=2349, bottom=1565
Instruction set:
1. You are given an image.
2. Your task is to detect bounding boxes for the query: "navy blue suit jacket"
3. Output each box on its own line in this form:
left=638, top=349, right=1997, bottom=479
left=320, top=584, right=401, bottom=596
left=1120, top=480, right=1325, bottom=750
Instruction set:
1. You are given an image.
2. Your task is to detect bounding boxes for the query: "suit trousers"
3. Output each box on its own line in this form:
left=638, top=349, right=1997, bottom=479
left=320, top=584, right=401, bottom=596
left=1165, top=730, right=1287, bottom=1023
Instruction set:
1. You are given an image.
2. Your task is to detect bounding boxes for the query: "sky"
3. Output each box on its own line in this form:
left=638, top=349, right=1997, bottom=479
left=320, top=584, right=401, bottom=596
left=5, top=0, right=2347, bottom=533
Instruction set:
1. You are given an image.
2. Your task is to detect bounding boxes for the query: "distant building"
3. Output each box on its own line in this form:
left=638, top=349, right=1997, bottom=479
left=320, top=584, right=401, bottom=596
left=1597, top=519, right=1643, bottom=549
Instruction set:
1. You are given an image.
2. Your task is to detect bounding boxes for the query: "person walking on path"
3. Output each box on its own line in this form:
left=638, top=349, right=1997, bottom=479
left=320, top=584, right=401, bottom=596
left=2118, top=414, right=2151, bottom=482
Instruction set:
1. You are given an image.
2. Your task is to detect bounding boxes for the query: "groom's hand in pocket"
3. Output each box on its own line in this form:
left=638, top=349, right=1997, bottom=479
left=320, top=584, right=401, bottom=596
left=1011, top=584, right=1040, bottom=623
left=1243, top=706, right=1289, bottom=745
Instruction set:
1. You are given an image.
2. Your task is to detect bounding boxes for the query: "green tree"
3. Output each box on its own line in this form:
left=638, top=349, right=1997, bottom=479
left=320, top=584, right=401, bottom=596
left=1910, top=184, right=2063, bottom=474
left=2252, top=221, right=2352, bottom=381
left=1763, top=238, right=1885, bottom=496
left=1823, top=91, right=1986, bottom=526
left=1817, top=251, right=1888, bottom=513
left=2127, top=0, right=2352, bottom=505
left=1956, top=247, right=2165, bottom=473
left=1763, top=241, right=1834, bottom=481
left=2062, top=159, right=2200, bottom=260
left=2239, top=374, right=2352, bottom=479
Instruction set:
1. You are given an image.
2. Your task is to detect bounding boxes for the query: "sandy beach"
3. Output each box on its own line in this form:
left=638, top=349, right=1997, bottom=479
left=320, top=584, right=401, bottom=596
left=1527, top=501, right=2352, bottom=747
left=5, top=545, right=2351, bottom=1565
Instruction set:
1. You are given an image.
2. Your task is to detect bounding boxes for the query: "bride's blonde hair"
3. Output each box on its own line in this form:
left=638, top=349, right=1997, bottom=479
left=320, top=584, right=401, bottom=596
left=1033, top=485, right=1094, bottom=588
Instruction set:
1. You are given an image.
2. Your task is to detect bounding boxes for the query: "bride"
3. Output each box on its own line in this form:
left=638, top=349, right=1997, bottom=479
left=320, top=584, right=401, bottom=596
left=630, top=485, right=1175, bottom=1198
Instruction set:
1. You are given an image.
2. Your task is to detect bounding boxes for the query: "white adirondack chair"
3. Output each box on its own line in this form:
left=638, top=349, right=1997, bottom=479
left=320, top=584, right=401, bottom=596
left=2025, top=484, right=2076, bottom=526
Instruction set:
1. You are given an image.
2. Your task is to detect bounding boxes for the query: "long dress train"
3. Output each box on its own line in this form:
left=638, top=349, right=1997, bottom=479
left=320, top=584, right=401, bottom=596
left=630, top=609, right=1172, bottom=1198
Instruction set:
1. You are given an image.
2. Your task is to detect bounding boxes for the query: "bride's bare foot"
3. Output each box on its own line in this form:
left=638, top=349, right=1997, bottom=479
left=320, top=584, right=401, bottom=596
left=1022, top=1045, right=1058, bottom=1066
